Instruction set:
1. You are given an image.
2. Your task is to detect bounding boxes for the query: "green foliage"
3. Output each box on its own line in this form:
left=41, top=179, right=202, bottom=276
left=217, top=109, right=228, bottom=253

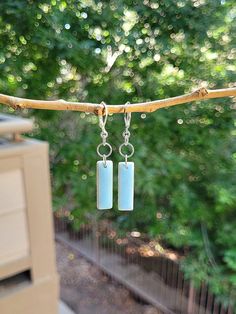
left=0, top=0, right=236, bottom=306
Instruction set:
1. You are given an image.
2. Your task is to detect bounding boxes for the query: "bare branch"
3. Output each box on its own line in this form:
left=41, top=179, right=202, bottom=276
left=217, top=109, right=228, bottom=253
left=0, top=87, right=235, bottom=115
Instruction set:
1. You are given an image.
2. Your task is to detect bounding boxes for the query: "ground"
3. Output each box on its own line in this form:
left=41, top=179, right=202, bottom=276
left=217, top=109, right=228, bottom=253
left=56, top=240, right=161, bottom=314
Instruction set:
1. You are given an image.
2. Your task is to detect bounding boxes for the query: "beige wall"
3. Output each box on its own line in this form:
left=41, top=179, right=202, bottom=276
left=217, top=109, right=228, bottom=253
left=0, top=139, right=59, bottom=314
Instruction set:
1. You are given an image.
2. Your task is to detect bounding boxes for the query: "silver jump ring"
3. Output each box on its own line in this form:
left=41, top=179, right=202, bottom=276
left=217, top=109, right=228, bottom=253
left=119, top=143, right=134, bottom=158
left=97, top=142, right=112, bottom=158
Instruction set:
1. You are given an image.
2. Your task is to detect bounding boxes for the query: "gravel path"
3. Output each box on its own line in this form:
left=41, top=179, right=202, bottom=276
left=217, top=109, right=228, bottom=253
left=56, top=240, right=161, bottom=314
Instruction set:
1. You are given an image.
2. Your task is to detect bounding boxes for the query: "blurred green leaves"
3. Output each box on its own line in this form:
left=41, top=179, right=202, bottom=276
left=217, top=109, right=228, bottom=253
left=0, top=0, right=236, bottom=306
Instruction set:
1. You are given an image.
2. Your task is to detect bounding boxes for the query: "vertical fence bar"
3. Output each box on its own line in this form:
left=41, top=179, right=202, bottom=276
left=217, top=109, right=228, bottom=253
left=171, top=262, right=178, bottom=311
left=182, top=277, right=190, bottom=313
left=178, top=270, right=185, bottom=313
left=167, top=259, right=172, bottom=287
left=200, top=288, right=205, bottom=314
left=159, top=255, right=164, bottom=302
left=175, top=265, right=182, bottom=312
left=198, top=283, right=207, bottom=314
left=93, top=216, right=100, bottom=265
left=164, top=259, right=168, bottom=302
left=205, top=285, right=213, bottom=314
left=212, top=297, right=220, bottom=314
left=188, top=281, right=196, bottom=314
left=227, top=305, right=233, bottom=314
left=219, top=304, right=226, bottom=314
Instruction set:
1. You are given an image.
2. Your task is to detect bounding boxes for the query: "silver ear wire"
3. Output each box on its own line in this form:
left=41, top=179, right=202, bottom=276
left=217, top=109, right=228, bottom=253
left=97, top=102, right=112, bottom=167
left=98, top=101, right=108, bottom=130
left=118, top=101, right=135, bottom=211
left=124, top=102, right=131, bottom=130
left=119, top=102, right=134, bottom=168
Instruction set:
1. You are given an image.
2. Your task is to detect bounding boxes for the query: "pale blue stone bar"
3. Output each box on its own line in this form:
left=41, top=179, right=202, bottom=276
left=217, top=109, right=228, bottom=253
left=118, top=162, right=134, bottom=211
left=97, top=160, right=113, bottom=210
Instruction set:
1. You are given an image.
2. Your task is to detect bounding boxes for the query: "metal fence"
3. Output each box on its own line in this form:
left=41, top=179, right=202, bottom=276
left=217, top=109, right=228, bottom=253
left=54, top=214, right=234, bottom=314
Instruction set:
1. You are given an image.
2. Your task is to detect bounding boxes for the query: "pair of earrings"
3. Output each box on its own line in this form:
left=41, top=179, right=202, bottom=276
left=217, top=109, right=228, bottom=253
left=96, top=102, right=134, bottom=211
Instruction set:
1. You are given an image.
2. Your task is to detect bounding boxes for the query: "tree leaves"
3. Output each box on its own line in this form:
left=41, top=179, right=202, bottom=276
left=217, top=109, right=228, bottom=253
left=0, top=0, right=235, bottom=306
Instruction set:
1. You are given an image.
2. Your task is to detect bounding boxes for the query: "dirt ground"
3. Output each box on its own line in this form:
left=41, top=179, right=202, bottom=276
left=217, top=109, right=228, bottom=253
left=56, top=240, right=161, bottom=314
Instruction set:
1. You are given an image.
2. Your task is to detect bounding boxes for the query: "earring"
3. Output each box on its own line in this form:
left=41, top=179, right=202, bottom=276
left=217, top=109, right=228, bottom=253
left=118, top=103, right=134, bottom=211
left=96, top=102, right=113, bottom=210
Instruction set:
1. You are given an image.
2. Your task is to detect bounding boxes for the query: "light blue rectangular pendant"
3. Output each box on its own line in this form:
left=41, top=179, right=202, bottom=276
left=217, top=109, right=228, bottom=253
left=118, top=162, right=134, bottom=211
left=97, top=160, right=113, bottom=210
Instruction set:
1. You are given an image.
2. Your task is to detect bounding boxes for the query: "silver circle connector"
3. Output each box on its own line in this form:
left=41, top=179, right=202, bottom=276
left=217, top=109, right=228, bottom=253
left=97, top=142, right=113, bottom=158
left=119, top=143, right=134, bottom=159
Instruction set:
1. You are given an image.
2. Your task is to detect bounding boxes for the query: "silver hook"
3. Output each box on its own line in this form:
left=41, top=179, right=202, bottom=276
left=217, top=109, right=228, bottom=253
left=97, top=101, right=112, bottom=168
left=99, top=101, right=108, bottom=131
left=119, top=101, right=134, bottom=168
left=124, top=101, right=131, bottom=128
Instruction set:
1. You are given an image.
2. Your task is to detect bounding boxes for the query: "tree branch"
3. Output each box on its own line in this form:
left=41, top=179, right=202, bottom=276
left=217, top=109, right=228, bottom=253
left=0, top=87, right=235, bottom=115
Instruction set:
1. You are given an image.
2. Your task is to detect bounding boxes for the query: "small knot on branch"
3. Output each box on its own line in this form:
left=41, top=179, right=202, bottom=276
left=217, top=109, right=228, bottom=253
left=193, top=87, right=209, bottom=98
left=8, top=98, right=22, bottom=110
left=12, top=104, right=22, bottom=110
left=94, top=104, right=104, bottom=116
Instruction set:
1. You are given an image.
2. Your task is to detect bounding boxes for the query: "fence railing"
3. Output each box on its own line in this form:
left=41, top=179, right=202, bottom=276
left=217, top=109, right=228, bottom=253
left=54, top=214, right=234, bottom=314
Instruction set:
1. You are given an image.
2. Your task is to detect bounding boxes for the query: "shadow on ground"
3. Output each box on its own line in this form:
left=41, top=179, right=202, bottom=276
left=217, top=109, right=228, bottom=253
left=56, top=241, right=160, bottom=314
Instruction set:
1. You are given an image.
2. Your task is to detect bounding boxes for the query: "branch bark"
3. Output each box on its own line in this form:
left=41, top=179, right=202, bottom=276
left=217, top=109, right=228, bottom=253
left=0, top=87, right=235, bottom=115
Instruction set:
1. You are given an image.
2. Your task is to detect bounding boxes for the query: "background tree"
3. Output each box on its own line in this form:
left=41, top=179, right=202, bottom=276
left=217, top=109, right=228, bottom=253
left=0, top=0, right=235, bottom=306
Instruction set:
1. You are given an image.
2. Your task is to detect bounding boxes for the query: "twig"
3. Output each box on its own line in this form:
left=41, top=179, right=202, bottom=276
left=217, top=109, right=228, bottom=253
left=0, top=87, right=235, bottom=115
left=201, top=222, right=217, bottom=269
